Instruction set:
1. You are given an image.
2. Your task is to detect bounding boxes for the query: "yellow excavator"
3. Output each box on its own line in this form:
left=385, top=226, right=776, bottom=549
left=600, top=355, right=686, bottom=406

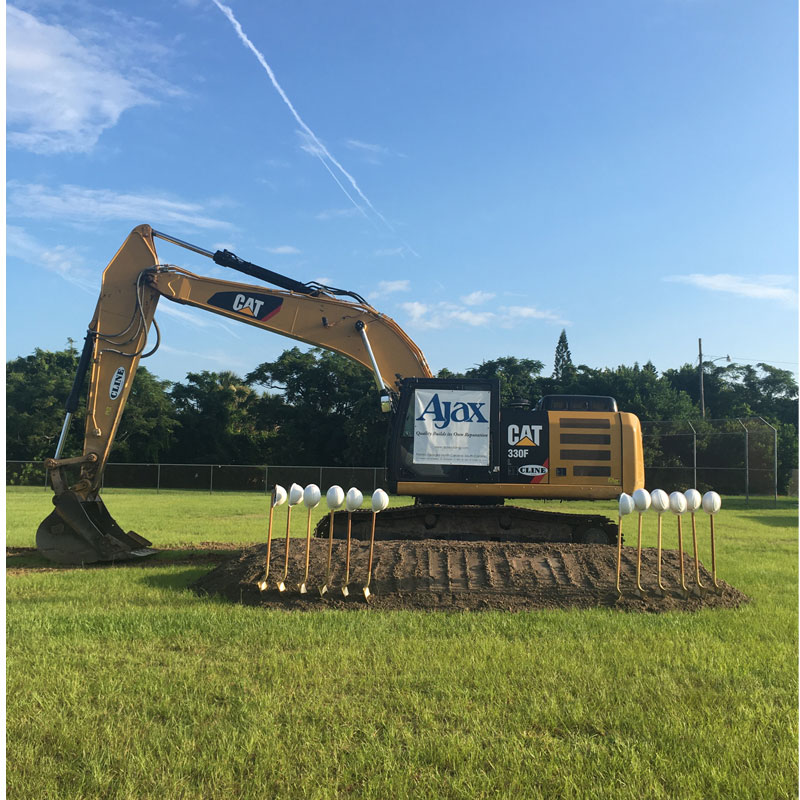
left=37, top=224, right=645, bottom=564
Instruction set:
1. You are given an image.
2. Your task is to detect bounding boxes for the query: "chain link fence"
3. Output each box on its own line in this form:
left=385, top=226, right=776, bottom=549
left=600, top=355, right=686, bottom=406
left=7, top=417, right=786, bottom=502
left=640, top=417, right=780, bottom=502
left=6, top=461, right=388, bottom=495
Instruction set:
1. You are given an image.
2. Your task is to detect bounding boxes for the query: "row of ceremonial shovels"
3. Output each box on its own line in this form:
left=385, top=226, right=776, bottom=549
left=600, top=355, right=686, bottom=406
left=616, top=488, right=722, bottom=597
left=254, top=482, right=723, bottom=601
left=257, top=483, right=389, bottom=600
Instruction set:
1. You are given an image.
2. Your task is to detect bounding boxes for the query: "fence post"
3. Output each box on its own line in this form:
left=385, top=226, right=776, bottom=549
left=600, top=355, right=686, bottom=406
left=737, top=419, right=749, bottom=506
left=210, top=465, right=214, bottom=495
left=759, top=417, right=779, bottom=507
left=319, top=466, right=323, bottom=489
left=265, top=465, right=269, bottom=494
left=773, top=423, right=778, bottom=507
left=157, top=463, right=161, bottom=494
left=687, top=421, right=697, bottom=490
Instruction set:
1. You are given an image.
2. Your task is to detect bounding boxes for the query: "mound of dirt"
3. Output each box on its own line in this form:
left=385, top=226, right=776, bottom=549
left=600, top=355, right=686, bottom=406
left=190, top=539, right=749, bottom=613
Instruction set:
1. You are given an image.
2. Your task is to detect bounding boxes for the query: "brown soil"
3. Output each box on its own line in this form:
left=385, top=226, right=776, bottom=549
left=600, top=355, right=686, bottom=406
left=191, top=539, right=749, bottom=613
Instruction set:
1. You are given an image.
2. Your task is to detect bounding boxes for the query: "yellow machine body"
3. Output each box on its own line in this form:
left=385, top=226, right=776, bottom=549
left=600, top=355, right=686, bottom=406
left=38, top=225, right=646, bottom=563
left=398, top=411, right=644, bottom=499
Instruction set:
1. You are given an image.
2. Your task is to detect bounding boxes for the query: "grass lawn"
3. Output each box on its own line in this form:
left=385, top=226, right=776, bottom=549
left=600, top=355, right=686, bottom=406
left=6, top=487, right=799, bottom=799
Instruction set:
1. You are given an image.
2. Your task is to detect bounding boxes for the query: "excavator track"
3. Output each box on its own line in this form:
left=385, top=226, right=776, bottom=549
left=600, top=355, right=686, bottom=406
left=314, top=504, right=619, bottom=546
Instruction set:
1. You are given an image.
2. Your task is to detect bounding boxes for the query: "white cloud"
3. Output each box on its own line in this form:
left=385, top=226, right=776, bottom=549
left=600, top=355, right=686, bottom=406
left=665, top=273, right=798, bottom=307
left=501, top=306, right=569, bottom=325
left=265, top=245, right=301, bottom=255
left=368, top=279, right=411, bottom=303
left=7, top=224, right=241, bottom=336
left=401, top=301, right=433, bottom=326
left=461, top=290, right=496, bottom=306
left=7, top=182, right=234, bottom=231
left=159, top=344, right=247, bottom=366
left=157, top=308, right=241, bottom=337
left=7, top=225, right=95, bottom=292
left=6, top=6, right=177, bottom=154
left=346, top=139, right=388, bottom=156
left=345, top=139, right=406, bottom=163
left=345, top=139, right=391, bottom=164
left=210, top=242, right=239, bottom=254
left=399, top=300, right=567, bottom=329
left=378, top=280, right=411, bottom=294
left=316, top=208, right=360, bottom=221
left=447, top=309, right=495, bottom=326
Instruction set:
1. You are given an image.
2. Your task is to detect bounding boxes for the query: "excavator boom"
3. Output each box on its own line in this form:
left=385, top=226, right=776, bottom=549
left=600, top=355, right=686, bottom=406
left=37, top=225, right=432, bottom=563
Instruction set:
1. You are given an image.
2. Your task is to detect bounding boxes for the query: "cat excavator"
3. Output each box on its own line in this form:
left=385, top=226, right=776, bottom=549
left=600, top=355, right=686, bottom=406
left=36, top=224, right=645, bottom=564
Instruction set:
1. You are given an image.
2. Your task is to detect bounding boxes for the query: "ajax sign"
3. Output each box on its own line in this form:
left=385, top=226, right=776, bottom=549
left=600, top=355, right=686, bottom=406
left=413, top=388, right=491, bottom=466
left=415, top=393, right=488, bottom=429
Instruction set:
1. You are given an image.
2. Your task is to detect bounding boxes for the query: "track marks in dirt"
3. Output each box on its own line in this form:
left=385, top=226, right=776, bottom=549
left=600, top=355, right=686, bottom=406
left=192, top=539, right=749, bottom=613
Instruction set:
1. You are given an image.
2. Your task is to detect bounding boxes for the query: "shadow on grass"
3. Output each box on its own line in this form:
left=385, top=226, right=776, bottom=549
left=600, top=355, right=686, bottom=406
left=6, top=549, right=52, bottom=570
left=748, top=514, right=800, bottom=529
left=6, top=547, right=240, bottom=574
left=720, top=498, right=797, bottom=512
left=138, top=567, right=222, bottom=594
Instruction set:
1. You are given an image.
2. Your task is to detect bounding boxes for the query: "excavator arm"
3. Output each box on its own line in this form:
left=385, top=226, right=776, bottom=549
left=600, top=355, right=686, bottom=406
left=38, top=224, right=431, bottom=563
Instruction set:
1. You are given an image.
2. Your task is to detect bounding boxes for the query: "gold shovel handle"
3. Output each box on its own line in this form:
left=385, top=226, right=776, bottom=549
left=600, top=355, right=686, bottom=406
left=344, top=513, right=353, bottom=585
left=691, top=513, right=704, bottom=588
left=281, top=505, right=293, bottom=583
left=636, top=514, right=644, bottom=593
left=325, top=510, right=335, bottom=585
left=365, top=512, right=377, bottom=590
left=262, top=504, right=275, bottom=585
left=677, top=515, right=687, bottom=592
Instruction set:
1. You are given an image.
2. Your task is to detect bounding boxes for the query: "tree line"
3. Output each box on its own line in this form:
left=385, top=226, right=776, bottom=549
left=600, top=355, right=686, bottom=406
left=6, top=331, right=798, bottom=491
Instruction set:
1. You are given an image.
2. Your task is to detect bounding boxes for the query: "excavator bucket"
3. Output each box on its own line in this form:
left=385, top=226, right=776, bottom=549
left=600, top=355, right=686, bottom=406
left=36, top=491, right=156, bottom=565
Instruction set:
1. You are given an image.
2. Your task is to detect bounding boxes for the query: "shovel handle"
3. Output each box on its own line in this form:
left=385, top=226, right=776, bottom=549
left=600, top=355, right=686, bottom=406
left=365, top=512, right=377, bottom=590
left=263, top=504, right=275, bottom=582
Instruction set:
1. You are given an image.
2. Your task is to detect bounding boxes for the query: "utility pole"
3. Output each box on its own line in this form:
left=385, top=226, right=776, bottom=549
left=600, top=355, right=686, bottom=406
left=699, top=338, right=705, bottom=419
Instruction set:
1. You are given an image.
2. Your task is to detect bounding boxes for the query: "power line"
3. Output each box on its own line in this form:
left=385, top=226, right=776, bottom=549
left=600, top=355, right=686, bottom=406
left=707, top=355, right=798, bottom=367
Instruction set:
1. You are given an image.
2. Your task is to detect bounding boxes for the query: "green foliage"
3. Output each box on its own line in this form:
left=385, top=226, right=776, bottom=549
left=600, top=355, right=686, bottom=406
left=168, top=370, right=273, bottom=464
left=663, top=361, right=798, bottom=424
left=557, top=361, right=698, bottom=421
left=6, top=346, right=175, bottom=463
left=451, top=355, right=544, bottom=406
left=552, top=328, right=576, bottom=384
left=111, top=368, right=177, bottom=462
left=6, top=345, right=82, bottom=460
left=246, top=347, right=388, bottom=465
left=6, top=343, right=797, bottom=485
left=662, top=361, right=798, bottom=492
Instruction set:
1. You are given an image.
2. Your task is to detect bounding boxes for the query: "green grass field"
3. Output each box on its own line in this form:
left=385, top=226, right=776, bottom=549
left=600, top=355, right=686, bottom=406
left=7, top=487, right=799, bottom=799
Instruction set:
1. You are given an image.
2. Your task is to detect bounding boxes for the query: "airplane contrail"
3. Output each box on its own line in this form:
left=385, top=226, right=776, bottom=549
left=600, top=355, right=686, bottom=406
left=212, top=0, right=393, bottom=230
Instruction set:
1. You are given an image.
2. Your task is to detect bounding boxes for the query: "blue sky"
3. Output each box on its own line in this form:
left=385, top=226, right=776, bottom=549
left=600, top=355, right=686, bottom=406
left=6, top=0, right=798, bottom=387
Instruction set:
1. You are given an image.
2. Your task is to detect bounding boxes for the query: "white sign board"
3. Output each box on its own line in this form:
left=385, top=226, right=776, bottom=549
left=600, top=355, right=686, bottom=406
left=413, top=388, right=491, bottom=466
